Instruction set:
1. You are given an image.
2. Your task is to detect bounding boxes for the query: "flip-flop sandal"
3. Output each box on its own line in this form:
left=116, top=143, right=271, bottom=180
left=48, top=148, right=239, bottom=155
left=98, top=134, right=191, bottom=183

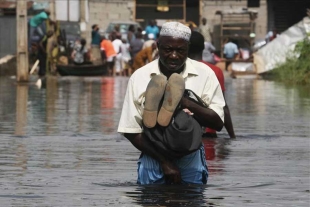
left=157, top=73, right=185, bottom=127
left=143, top=74, right=167, bottom=128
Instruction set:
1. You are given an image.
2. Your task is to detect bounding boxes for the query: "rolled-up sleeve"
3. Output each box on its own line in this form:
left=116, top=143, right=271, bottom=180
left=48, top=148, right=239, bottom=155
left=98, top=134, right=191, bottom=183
left=117, top=77, right=143, bottom=134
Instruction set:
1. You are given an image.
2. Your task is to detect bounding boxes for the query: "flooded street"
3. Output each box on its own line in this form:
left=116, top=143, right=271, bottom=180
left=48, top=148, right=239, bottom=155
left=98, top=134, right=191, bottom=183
left=0, top=75, right=309, bottom=206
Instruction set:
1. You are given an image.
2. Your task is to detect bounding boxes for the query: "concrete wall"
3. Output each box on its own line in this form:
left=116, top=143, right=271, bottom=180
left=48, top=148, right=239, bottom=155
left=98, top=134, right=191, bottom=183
left=86, top=0, right=267, bottom=44
left=200, top=0, right=267, bottom=41
left=0, top=16, right=16, bottom=58
left=86, top=0, right=134, bottom=44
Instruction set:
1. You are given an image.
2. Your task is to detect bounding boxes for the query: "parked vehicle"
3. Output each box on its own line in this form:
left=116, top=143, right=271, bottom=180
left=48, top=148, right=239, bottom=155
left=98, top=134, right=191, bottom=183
left=100, top=20, right=141, bottom=40
left=59, top=21, right=81, bottom=49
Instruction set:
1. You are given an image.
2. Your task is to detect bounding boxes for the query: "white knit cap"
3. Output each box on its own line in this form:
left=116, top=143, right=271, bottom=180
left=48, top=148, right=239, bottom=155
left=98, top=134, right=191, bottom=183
left=159, top=22, right=191, bottom=41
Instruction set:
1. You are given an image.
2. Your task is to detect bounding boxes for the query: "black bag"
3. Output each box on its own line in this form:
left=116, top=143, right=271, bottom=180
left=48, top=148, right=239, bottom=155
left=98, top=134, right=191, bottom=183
left=143, top=89, right=206, bottom=158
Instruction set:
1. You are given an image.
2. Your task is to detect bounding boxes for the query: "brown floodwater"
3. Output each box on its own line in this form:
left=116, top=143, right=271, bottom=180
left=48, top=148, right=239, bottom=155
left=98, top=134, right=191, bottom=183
left=0, top=75, right=309, bottom=206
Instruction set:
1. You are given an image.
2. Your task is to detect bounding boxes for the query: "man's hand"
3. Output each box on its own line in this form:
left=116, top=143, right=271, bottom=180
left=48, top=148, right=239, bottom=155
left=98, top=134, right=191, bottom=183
left=183, top=108, right=193, bottom=115
left=161, top=161, right=181, bottom=184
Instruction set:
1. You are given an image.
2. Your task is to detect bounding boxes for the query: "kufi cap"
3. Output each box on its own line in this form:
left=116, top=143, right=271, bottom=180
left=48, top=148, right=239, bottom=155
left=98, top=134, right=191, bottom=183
left=159, top=22, right=191, bottom=41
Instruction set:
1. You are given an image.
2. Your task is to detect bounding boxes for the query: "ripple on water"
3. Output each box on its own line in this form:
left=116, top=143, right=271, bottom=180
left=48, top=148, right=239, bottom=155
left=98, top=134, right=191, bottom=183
left=0, top=77, right=309, bottom=206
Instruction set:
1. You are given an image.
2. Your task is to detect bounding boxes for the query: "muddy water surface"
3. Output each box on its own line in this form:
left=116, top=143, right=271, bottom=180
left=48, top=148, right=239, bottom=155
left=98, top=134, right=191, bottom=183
left=0, top=76, right=309, bottom=206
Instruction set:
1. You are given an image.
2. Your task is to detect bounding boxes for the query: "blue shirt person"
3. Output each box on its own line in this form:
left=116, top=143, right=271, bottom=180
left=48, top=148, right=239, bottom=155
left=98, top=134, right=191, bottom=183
left=91, top=24, right=101, bottom=46
left=223, top=40, right=239, bottom=59
left=223, top=39, right=239, bottom=71
left=145, top=20, right=159, bottom=39
left=29, top=11, right=49, bottom=28
left=28, top=9, right=52, bottom=50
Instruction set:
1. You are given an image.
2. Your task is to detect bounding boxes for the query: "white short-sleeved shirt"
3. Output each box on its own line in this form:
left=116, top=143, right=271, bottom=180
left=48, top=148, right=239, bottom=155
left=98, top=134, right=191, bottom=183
left=112, top=39, right=123, bottom=54
left=117, top=58, right=225, bottom=134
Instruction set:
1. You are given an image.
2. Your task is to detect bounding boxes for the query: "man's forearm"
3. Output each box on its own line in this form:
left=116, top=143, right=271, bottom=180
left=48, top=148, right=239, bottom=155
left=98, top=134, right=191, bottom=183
left=224, top=105, right=236, bottom=138
left=181, top=97, right=224, bottom=131
left=124, top=133, right=169, bottom=163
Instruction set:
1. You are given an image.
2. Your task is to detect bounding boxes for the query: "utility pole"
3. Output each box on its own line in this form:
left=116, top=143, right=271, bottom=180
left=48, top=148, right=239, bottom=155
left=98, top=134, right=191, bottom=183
left=49, top=0, right=56, bottom=20
left=16, top=0, right=29, bottom=82
left=80, top=0, right=87, bottom=38
left=15, top=85, right=28, bottom=136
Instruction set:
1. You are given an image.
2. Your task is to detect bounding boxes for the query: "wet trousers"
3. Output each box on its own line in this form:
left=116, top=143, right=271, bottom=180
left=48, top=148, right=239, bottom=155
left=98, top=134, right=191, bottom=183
left=37, top=52, right=47, bottom=77
left=137, top=145, right=208, bottom=185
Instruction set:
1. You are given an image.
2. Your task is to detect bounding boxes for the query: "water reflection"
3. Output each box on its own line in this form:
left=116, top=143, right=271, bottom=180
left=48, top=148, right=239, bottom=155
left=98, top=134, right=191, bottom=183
left=14, top=143, right=28, bottom=174
left=0, top=76, right=309, bottom=206
left=7, top=76, right=130, bottom=136
left=127, top=185, right=210, bottom=206
left=46, top=77, right=58, bottom=135
left=203, top=138, right=231, bottom=175
left=101, top=77, right=115, bottom=133
left=14, top=84, right=28, bottom=136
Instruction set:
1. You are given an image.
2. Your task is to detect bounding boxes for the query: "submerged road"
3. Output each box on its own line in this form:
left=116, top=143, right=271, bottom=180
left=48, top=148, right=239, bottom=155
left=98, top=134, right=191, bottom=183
left=0, top=76, right=309, bottom=206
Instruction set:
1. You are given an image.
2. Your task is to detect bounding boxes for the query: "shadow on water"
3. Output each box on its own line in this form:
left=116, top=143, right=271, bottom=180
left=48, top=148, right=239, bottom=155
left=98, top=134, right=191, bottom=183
left=93, top=182, right=215, bottom=206
left=126, top=184, right=210, bottom=207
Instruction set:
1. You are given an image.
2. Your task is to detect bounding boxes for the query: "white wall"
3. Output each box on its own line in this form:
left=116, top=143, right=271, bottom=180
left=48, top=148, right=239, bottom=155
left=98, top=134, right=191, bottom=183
left=55, top=0, right=80, bottom=22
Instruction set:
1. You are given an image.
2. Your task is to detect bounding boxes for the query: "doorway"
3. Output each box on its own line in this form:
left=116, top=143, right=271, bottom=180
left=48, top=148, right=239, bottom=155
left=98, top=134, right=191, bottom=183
left=186, top=0, right=200, bottom=26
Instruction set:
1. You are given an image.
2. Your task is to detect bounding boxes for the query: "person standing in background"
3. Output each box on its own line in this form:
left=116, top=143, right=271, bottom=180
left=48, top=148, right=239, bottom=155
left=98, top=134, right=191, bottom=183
left=223, top=38, right=239, bottom=71
left=202, top=42, right=216, bottom=65
left=198, top=18, right=212, bottom=43
left=188, top=31, right=236, bottom=138
left=136, top=27, right=145, bottom=40
left=120, top=39, right=132, bottom=76
left=127, top=25, right=136, bottom=44
left=112, top=32, right=123, bottom=76
left=91, top=24, right=102, bottom=65
left=100, top=36, right=116, bottom=76
left=130, top=32, right=144, bottom=60
left=28, top=9, right=54, bottom=50
left=145, top=20, right=159, bottom=39
left=37, top=30, right=54, bottom=78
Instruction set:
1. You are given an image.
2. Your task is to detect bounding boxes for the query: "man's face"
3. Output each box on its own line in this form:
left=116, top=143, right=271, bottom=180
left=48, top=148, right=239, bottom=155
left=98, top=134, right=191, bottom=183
left=158, top=36, right=189, bottom=72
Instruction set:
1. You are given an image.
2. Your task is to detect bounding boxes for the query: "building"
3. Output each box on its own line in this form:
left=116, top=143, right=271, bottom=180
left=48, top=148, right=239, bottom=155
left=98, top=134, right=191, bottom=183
left=0, top=0, right=308, bottom=58
left=87, top=0, right=308, bottom=41
left=87, top=0, right=266, bottom=43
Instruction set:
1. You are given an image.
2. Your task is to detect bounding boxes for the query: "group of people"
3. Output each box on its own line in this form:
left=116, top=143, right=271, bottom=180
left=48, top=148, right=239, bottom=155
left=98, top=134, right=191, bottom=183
left=118, top=21, right=236, bottom=185
left=88, top=20, right=160, bottom=76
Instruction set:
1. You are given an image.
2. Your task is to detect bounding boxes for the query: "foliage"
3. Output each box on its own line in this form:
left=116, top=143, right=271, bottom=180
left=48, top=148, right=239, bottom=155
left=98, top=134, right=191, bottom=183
left=271, top=37, right=310, bottom=85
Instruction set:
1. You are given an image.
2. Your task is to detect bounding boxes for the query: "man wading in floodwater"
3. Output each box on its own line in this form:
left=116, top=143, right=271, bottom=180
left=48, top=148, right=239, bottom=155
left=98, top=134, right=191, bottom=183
left=118, top=22, right=225, bottom=184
